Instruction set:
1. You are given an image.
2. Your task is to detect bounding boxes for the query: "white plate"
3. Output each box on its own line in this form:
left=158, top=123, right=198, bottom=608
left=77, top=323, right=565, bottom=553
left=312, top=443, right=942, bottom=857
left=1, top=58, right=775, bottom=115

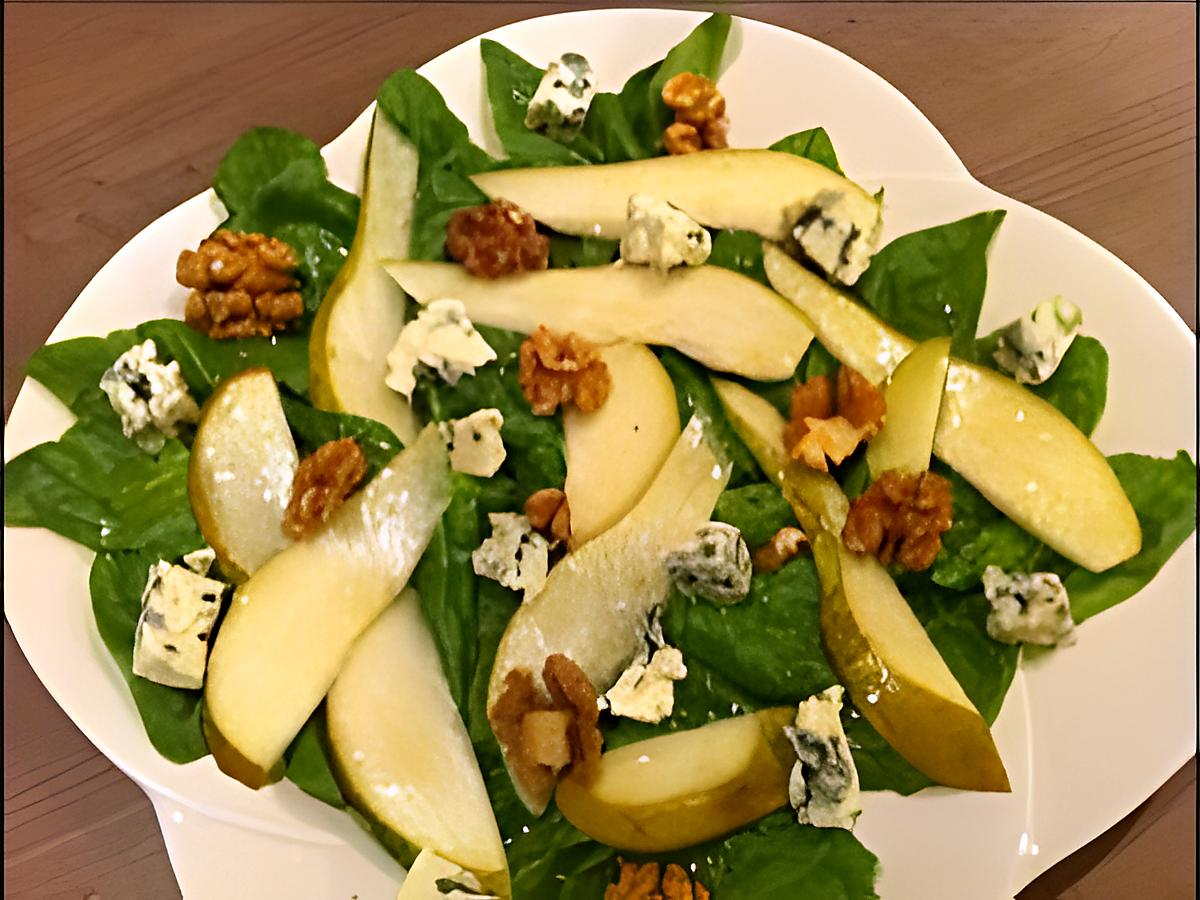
left=4, top=9, right=1195, bottom=900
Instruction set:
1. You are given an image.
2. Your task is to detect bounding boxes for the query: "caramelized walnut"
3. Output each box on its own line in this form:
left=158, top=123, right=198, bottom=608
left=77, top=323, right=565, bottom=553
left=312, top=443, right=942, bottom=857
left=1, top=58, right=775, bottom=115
left=488, top=653, right=604, bottom=801
left=445, top=199, right=549, bottom=278
left=606, top=859, right=711, bottom=900
left=782, top=374, right=834, bottom=449
left=177, top=230, right=303, bottom=339
left=752, top=526, right=809, bottom=573
left=784, top=367, right=886, bottom=471
left=660, top=72, right=729, bottom=155
left=281, top=438, right=367, bottom=539
left=837, top=365, right=887, bottom=435
left=518, top=326, right=612, bottom=415
left=524, top=487, right=571, bottom=543
left=842, top=469, right=953, bottom=572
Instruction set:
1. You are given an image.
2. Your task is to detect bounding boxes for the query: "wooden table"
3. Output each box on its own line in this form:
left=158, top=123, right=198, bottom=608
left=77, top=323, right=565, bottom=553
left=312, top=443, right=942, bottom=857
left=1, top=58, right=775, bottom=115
left=4, top=3, right=1195, bottom=898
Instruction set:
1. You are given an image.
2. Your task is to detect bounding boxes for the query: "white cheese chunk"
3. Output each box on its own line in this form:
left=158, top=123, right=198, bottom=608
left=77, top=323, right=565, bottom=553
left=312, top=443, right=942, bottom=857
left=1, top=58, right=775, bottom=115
left=132, top=560, right=227, bottom=689
left=605, top=646, right=688, bottom=724
left=397, top=849, right=498, bottom=900
left=439, top=408, right=506, bottom=478
left=385, top=299, right=497, bottom=399
left=786, top=685, right=861, bottom=830
left=523, top=53, right=597, bottom=142
left=471, top=512, right=549, bottom=599
left=982, top=565, right=1076, bottom=646
left=665, top=521, right=752, bottom=605
left=620, top=193, right=712, bottom=271
left=992, top=296, right=1083, bottom=385
left=182, top=546, right=217, bottom=576
left=790, top=191, right=881, bottom=286
left=99, top=339, right=200, bottom=454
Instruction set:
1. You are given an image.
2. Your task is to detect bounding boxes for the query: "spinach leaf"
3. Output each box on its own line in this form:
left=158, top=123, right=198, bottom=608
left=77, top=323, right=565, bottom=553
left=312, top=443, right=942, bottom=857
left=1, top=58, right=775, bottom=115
left=548, top=234, right=619, bottom=269
left=657, top=349, right=759, bottom=488
left=285, top=707, right=345, bottom=808
left=856, top=211, right=1006, bottom=360
left=273, top=222, right=349, bottom=315
left=213, top=127, right=324, bottom=213
left=769, top=127, right=844, bottom=175
left=709, top=229, right=768, bottom=283
left=1066, top=451, right=1197, bottom=623
left=89, top=551, right=209, bottom=763
left=24, top=329, right=138, bottom=413
left=713, top=483, right=799, bottom=547
left=279, top=397, right=402, bottom=479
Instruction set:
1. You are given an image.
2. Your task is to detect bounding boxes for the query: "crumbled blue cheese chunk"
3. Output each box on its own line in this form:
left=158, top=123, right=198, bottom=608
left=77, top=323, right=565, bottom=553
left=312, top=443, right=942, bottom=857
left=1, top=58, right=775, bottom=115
left=98, top=339, right=200, bottom=453
left=132, top=560, right=226, bottom=689
left=790, top=191, right=881, bottom=286
left=439, top=408, right=506, bottom=478
left=620, top=193, right=712, bottom=271
left=471, top=513, right=549, bottom=599
left=385, top=299, right=497, bottom=399
left=523, top=53, right=596, bottom=142
left=182, top=546, right=217, bottom=576
left=785, top=685, right=861, bottom=830
left=397, top=849, right=498, bottom=899
left=665, top=521, right=752, bottom=605
left=605, top=646, right=688, bottom=724
left=992, top=297, right=1083, bottom=385
left=982, top=565, right=1076, bottom=646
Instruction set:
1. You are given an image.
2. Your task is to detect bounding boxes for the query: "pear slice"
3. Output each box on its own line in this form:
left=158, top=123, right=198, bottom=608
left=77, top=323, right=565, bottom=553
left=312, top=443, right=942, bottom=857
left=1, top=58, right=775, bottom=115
left=555, top=707, right=795, bottom=852
left=203, top=426, right=450, bottom=788
left=470, top=149, right=880, bottom=245
left=487, top=418, right=729, bottom=814
left=714, top=379, right=1010, bottom=792
left=761, top=242, right=1141, bottom=572
left=309, top=109, right=419, bottom=445
left=867, top=337, right=951, bottom=477
left=935, top=360, right=1140, bottom=572
left=763, top=241, right=914, bottom=385
left=187, top=367, right=298, bottom=581
left=327, top=589, right=508, bottom=895
left=398, top=849, right=503, bottom=899
left=383, top=261, right=814, bottom=381
left=564, top=343, right=680, bottom=546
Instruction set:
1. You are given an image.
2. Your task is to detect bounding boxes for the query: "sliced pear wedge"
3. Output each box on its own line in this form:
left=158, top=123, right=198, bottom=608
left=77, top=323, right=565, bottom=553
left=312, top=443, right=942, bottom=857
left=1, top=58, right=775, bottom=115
left=310, top=109, right=419, bottom=445
left=555, top=707, right=795, bottom=852
left=867, top=337, right=950, bottom=477
left=761, top=243, right=1140, bottom=572
left=383, top=261, right=814, bottom=381
left=714, top=380, right=1010, bottom=792
left=327, top=589, right=508, bottom=894
left=203, top=426, right=450, bottom=788
left=470, top=149, right=880, bottom=246
left=188, top=367, right=298, bottom=582
left=487, top=418, right=729, bottom=814
left=763, top=241, right=914, bottom=385
left=564, top=343, right=680, bottom=547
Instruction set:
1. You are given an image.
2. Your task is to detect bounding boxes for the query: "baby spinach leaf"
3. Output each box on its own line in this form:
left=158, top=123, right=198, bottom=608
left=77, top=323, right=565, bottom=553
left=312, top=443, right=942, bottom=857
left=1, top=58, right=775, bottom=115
left=284, top=707, right=345, bottom=808
left=709, top=229, right=769, bottom=283
left=213, top=127, right=324, bottom=213
left=856, top=211, right=1006, bottom=360
left=272, top=222, right=349, bottom=315
left=548, top=234, right=618, bottom=269
left=713, top=483, right=799, bottom=547
left=1067, top=451, right=1197, bottom=623
left=769, top=127, right=844, bottom=175
left=279, top=397, right=402, bottom=480
left=24, top=329, right=138, bottom=413
left=89, top=550, right=209, bottom=763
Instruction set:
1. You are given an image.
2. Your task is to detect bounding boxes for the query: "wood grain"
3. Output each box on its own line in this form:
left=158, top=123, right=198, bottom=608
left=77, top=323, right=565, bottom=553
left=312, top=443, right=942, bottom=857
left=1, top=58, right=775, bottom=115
left=3, top=3, right=1195, bottom=899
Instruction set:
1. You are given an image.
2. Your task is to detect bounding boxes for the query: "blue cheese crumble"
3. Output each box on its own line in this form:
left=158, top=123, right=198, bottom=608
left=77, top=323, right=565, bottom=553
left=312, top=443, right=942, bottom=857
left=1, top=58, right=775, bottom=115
left=982, top=565, right=1076, bottom=646
left=132, top=560, right=227, bottom=689
left=992, top=296, right=1083, bottom=385
left=665, top=521, right=752, bottom=605
left=99, top=339, right=200, bottom=453
left=182, top=546, right=217, bottom=576
left=385, top=299, right=497, bottom=399
left=605, top=645, right=688, bottom=724
left=620, top=193, right=712, bottom=271
left=471, top=512, right=549, bottom=599
left=439, top=408, right=506, bottom=478
left=785, top=685, right=861, bottom=830
left=790, top=191, right=882, bottom=286
left=523, top=53, right=596, bottom=142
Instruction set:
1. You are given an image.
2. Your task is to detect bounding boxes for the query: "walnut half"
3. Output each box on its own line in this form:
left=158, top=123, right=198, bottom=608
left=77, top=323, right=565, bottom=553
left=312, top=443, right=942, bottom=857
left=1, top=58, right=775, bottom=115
left=842, top=469, right=953, bottom=572
left=282, top=438, right=367, bottom=540
left=518, top=325, right=612, bottom=415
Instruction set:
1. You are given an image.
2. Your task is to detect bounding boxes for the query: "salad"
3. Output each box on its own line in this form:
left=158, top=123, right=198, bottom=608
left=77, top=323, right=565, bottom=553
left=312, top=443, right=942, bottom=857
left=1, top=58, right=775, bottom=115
left=5, top=13, right=1197, bottom=899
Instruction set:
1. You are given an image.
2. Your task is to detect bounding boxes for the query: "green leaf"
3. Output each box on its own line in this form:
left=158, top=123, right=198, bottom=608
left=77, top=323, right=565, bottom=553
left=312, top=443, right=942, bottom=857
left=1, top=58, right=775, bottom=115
left=24, top=330, right=138, bottom=413
left=713, top=483, right=799, bottom=547
left=213, top=127, right=325, bottom=214
left=89, top=551, right=209, bottom=763
left=272, top=223, right=349, bottom=316
left=548, top=234, right=618, bottom=269
left=769, top=127, right=844, bottom=175
left=285, top=708, right=345, bottom=808
left=856, top=211, right=1006, bottom=360
left=709, top=229, right=768, bottom=283
left=1066, top=451, right=1197, bottom=623
left=279, top=396, right=402, bottom=480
